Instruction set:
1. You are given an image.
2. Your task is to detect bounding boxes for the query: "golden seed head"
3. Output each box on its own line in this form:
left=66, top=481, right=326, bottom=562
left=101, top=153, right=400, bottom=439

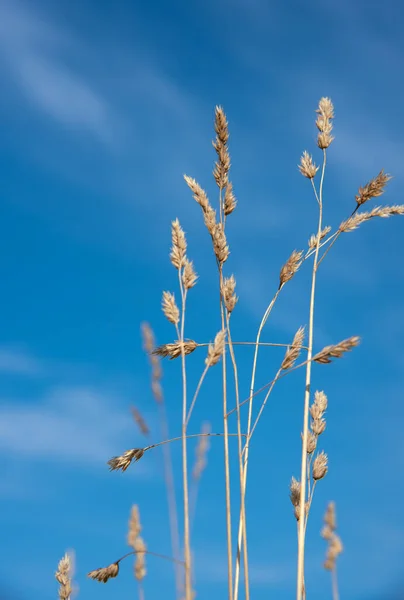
left=161, top=291, right=180, bottom=325
left=204, top=205, right=217, bottom=236
left=306, top=431, right=317, bottom=454
left=56, top=553, right=74, bottom=600
left=315, top=97, right=335, bottom=149
left=340, top=205, right=404, bottom=232
left=206, top=330, right=226, bottom=367
left=152, top=340, right=198, bottom=360
left=355, top=169, right=392, bottom=206
left=128, top=504, right=142, bottom=548
left=108, top=448, right=145, bottom=472
left=282, top=326, right=305, bottom=370
left=294, top=501, right=310, bottom=521
left=324, top=501, right=336, bottom=530
left=308, top=225, right=332, bottom=249
left=134, top=537, right=147, bottom=581
left=224, top=182, right=237, bottom=216
left=170, top=219, right=187, bottom=269
left=182, top=258, right=198, bottom=289
left=212, top=223, right=230, bottom=263
left=312, top=451, right=328, bottom=480
left=289, top=476, right=301, bottom=507
left=311, top=417, right=326, bottom=436
left=279, top=250, right=304, bottom=287
left=184, top=175, right=210, bottom=211
left=88, top=562, right=119, bottom=583
left=298, top=151, right=319, bottom=179
left=222, top=275, right=238, bottom=313
left=314, top=336, right=360, bottom=364
left=314, top=390, right=328, bottom=413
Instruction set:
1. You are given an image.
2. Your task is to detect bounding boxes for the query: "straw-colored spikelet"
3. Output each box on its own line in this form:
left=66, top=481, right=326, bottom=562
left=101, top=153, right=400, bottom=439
left=88, top=562, right=119, bottom=583
left=162, top=291, right=180, bottom=325
left=312, top=451, right=328, bottom=481
left=355, top=169, right=392, bottom=206
left=134, top=537, right=147, bottom=581
left=213, top=106, right=230, bottom=190
left=183, top=176, right=210, bottom=212
left=313, top=336, right=360, bottom=364
left=212, top=222, right=230, bottom=263
left=128, top=505, right=142, bottom=548
left=55, top=553, right=74, bottom=600
left=298, top=151, right=319, bottom=179
left=222, top=275, right=238, bottom=313
left=108, top=448, right=145, bottom=472
left=289, top=477, right=301, bottom=507
left=141, top=323, right=163, bottom=404
left=282, top=326, right=305, bottom=370
left=205, top=330, right=226, bottom=367
left=192, top=422, right=211, bottom=480
left=306, top=431, right=317, bottom=454
left=153, top=340, right=198, bottom=360
left=182, top=258, right=198, bottom=289
left=339, top=205, right=404, bottom=232
left=308, top=225, right=331, bottom=249
left=131, top=407, right=150, bottom=436
left=279, top=250, right=304, bottom=287
left=224, top=181, right=237, bottom=216
left=321, top=502, right=343, bottom=571
left=170, top=219, right=187, bottom=269
left=316, top=97, right=334, bottom=149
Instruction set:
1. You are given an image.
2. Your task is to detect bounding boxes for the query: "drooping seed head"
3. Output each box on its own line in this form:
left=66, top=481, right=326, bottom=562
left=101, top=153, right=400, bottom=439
left=108, top=448, right=145, bottom=472
left=152, top=340, right=198, bottom=360
left=88, top=562, right=119, bottom=583
left=314, top=336, right=360, bottom=364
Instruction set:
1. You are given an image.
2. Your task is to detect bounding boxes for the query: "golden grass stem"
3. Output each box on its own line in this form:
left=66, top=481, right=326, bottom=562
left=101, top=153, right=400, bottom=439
left=185, top=364, right=210, bottom=427
left=297, top=152, right=326, bottom=600
left=177, top=272, right=192, bottom=600
left=226, top=315, right=250, bottom=600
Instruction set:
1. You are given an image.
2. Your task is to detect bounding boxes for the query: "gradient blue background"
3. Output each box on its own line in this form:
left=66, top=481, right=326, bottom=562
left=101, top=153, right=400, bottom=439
left=1, top=0, right=404, bottom=598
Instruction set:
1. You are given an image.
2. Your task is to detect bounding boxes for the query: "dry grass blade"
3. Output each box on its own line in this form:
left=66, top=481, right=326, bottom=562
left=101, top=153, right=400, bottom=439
left=108, top=448, right=145, bottom=472
left=279, top=250, right=304, bottom=287
left=153, top=340, right=198, bottom=360
left=313, top=336, right=360, bottom=364
left=88, top=562, right=119, bottom=583
left=339, top=205, right=404, bottom=232
left=355, top=169, right=392, bottom=206
left=282, top=326, right=305, bottom=370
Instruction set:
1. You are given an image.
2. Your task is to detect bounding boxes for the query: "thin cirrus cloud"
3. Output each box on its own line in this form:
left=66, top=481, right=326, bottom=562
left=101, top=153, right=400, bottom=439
left=0, top=346, right=45, bottom=376
left=0, top=0, right=117, bottom=146
left=0, top=385, right=146, bottom=469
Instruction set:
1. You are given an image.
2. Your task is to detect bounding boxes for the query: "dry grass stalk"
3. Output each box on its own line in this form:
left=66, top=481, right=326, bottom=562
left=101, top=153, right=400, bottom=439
left=153, top=340, right=198, bottom=360
left=279, top=250, right=304, bottom=287
left=131, top=407, right=150, bottom=436
left=282, top=326, right=305, bottom=370
left=134, top=537, right=147, bottom=581
left=141, top=324, right=163, bottom=403
left=298, top=151, right=319, bottom=179
left=355, top=169, right=392, bottom=206
left=308, top=225, right=331, bottom=249
left=108, top=448, right=145, bottom=472
left=313, top=336, right=360, bottom=364
left=339, top=205, right=404, bottom=232
left=56, top=553, right=74, bottom=600
left=206, top=330, right=226, bottom=367
left=128, top=505, right=142, bottom=547
left=88, top=562, right=119, bottom=583
left=192, top=422, right=211, bottom=480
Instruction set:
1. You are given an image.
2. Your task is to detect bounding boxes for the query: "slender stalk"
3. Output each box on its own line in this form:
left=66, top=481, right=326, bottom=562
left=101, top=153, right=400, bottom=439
left=185, top=364, right=210, bottom=427
left=247, top=367, right=282, bottom=442
left=226, top=316, right=250, bottom=600
left=331, top=566, right=340, bottom=600
left=296, top=151, right=326, bottom=600
left=145, top=432, right=246, bottom=453
left=115, top=549, right=186, bottom=566
left=220, top=276, right=233, bottom=600
left=234, top=290, right=280, bottom=599
left=177, top=271, right=192, bottom=600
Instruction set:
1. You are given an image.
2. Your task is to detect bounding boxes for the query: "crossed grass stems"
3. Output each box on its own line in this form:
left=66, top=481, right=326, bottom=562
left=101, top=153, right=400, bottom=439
left=57, top=98, right=404, bottom=600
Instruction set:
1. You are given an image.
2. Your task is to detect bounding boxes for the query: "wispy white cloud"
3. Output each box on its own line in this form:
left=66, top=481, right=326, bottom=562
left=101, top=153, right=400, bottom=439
left=0, top=385, right=146, bottom=469
left=0, top=346, right=44, bottom=376
left=0, top=0, right=117, bottom=145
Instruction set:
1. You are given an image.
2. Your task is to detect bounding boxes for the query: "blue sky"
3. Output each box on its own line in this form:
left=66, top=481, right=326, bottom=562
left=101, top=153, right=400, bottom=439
left=1, top=0, right=404, bottom=598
